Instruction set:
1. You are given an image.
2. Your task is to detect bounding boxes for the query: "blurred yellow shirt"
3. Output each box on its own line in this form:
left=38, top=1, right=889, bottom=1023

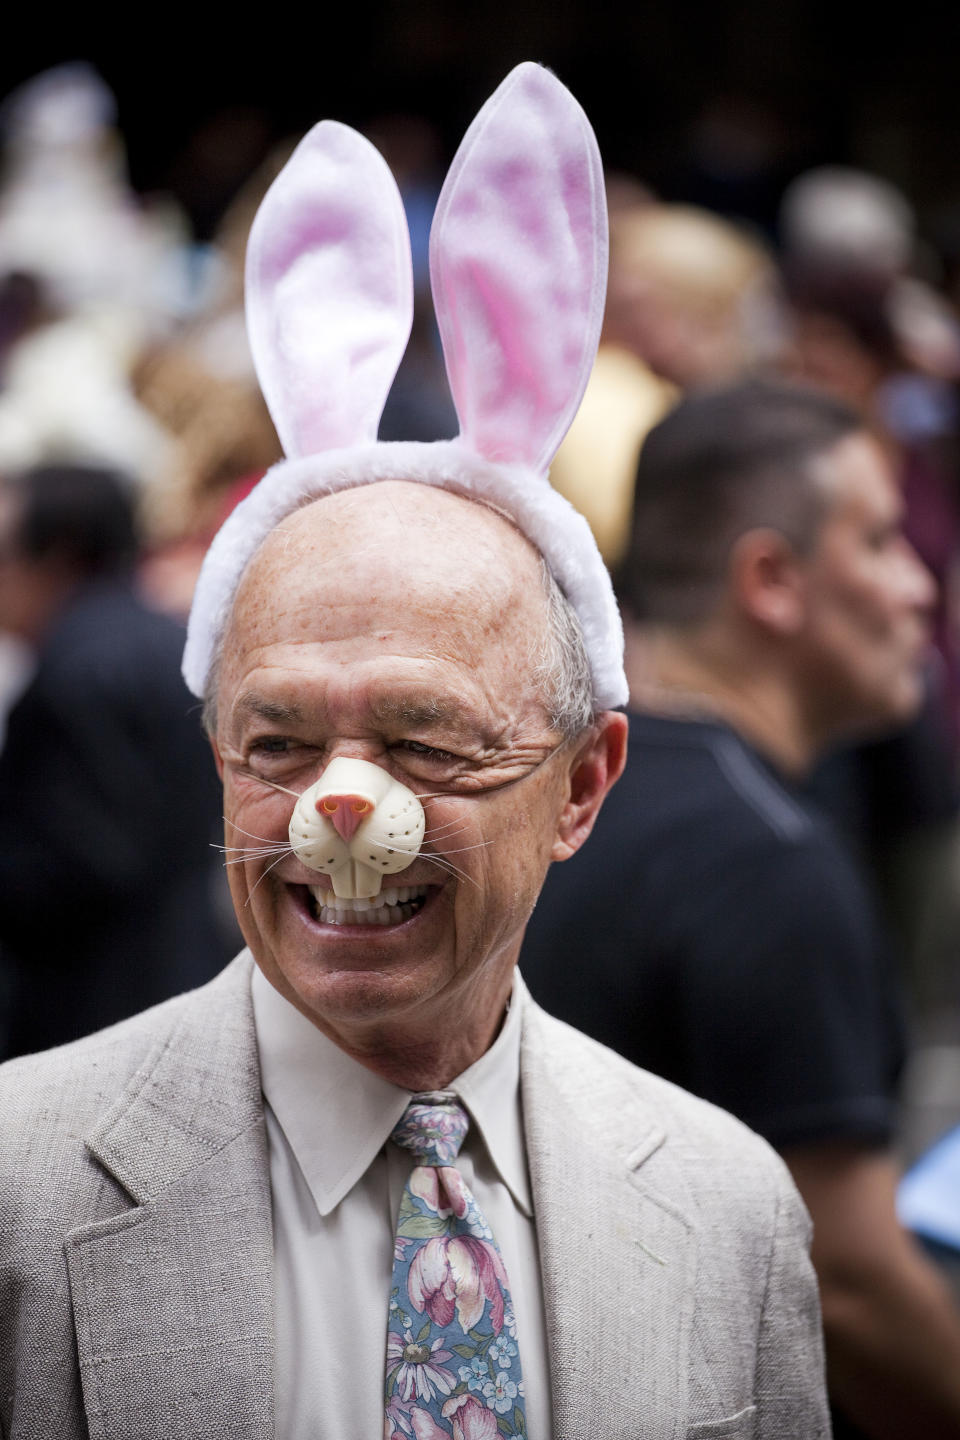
left=549, top=345, right=677, bottom=568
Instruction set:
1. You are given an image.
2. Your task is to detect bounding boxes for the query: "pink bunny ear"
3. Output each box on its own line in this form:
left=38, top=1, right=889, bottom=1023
left=245, top=120, right=414, bottom=458
left=429, top=62, right=607, bottom=475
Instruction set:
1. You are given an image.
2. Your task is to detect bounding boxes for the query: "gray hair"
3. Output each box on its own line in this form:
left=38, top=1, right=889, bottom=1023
left=201, top=649, right=222, bottom=740
left=202, top=554, right=597, bottom=742
left=531, top=557, right=597, bottom=739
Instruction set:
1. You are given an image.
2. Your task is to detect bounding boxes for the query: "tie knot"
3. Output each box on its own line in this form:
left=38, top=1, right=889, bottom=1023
left=391, top=1093, right=468, bottom=1166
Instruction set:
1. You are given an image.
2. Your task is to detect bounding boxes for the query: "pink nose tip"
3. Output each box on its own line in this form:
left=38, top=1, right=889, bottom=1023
left=316, top=792, right=373, bottom=842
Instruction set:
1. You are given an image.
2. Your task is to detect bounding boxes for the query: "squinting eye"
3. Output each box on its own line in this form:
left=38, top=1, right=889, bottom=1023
left=251, top=736, right=290, bottom=754
left=246, top=736, right=301, bottom=770
left=397, top=739, right=458, bottom=764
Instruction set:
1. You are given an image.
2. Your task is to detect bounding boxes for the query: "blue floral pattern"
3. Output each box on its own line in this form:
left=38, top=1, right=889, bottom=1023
left=384, top=1094, right=528, bottom=1439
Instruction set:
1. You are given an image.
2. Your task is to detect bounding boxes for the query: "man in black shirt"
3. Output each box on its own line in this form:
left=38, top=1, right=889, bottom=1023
left=523, top=379, right=960, bottom=1438
left=526, top=710, right=905, bottom=1150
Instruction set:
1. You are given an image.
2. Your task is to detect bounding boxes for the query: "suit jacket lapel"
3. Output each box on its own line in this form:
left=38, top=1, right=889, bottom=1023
left=521, top=998, right=696, bottom=1440
left=61, top=959, right=697, bottom=1438
left=65, top=954, right=274, bottom=1440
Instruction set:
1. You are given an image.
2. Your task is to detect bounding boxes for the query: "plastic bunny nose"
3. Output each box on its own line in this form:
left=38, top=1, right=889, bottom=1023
left=318, top=793, right=373, bottom=842
left=288, top=755, right=426, bottom=899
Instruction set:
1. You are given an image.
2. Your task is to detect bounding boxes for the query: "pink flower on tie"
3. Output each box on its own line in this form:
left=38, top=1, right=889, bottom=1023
left=408, top=1409, right=450, bottom=1440
left=385, top=1395, right=415, bottom=1437
left=408, top=1397, right=498, bottom=1440
left=410, top=1164, right=469, bottom=1218
left=408, top=1235, right=508, bottom=1333
left=442, top=1394, right=500, bottom=1440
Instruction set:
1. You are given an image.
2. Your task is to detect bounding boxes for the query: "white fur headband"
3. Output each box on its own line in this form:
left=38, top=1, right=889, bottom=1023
left=182, top=61, right=628, bottom=710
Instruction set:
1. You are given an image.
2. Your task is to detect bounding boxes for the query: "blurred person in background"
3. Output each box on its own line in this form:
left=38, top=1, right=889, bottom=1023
left=778, top=166, right=960, bottom=1033
left=522, top=378, right=960, bottom=1440
left=550, top=195, right=778, bottom=567
left=0, top=463, right=238, bottom=1059
left=132, top=139, right=290, bottom=618
left=780, top=165, right=960, bottom=755
left=0, top=64, right=187, bottom=488
left=603, top=200, right=780, bottom=392
left=0, top=62, right=184, bottom=346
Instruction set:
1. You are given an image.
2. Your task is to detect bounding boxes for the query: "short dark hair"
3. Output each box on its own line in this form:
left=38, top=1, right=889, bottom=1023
left=7, top=464, right=139, bottom=579
left=615, top=378, right=863, bottom=624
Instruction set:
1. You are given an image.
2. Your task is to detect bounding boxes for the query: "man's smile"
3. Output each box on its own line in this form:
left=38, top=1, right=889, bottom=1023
left=304, top=882, right=432, bottom=927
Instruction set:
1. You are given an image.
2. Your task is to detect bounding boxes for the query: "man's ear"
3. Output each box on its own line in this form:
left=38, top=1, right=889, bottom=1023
left=729, top=527, right=808, bottom=636
left=551, top=710, right=629, bottom=862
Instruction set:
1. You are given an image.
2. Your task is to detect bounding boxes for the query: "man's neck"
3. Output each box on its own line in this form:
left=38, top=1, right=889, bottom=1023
left=624, top=623, right=817, bottom=777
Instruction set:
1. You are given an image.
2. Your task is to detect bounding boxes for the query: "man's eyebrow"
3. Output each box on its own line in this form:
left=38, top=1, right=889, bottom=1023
left=369, top=696, right=463, bottom=729
left=232, top=692, right=466, bottom=730
left=234, top=693, right=305, bottom=725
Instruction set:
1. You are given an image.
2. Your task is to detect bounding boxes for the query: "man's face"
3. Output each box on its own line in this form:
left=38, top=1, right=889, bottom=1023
left=795, top=431, right=935, bottom=741
left=213, top=482, right=607, bottom=1071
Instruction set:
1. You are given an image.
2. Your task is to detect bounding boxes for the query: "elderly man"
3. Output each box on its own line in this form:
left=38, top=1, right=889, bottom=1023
left=523, top=377, right=960, bottom=1439
left=0, top=67, right=828, bottom=1439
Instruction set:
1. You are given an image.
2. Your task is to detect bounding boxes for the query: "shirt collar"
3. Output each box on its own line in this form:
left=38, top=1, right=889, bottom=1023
left=251, top=966, right=533, bottom=1218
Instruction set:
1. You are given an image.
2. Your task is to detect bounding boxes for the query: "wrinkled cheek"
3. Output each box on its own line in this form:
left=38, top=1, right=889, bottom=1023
left=225, top=794, right=290, bottom=894
left=219, top=836, right=252, bottom=915
left=455, top=882, right=528, bottom=973
left=452, top=791, right=561, bottom=969
left=228, top=869, right=267, bottom=953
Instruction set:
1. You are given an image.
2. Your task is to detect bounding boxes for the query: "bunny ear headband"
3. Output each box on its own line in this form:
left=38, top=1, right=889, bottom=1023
left=182, top=61, right=628, bottom=710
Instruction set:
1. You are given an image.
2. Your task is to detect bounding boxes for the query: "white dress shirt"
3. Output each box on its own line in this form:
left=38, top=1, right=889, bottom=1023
left=251, top=965, right=553, bottom=1438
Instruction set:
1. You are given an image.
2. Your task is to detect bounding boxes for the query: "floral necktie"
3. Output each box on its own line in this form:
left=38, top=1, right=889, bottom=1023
left=384, top=1093, right=528, bottom=1440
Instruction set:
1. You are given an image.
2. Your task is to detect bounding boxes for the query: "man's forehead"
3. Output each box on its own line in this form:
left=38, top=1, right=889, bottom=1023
left=275, top=480, right=533, bottom=555
left=221, top=480, right=553, bottom=710
left=235, top=480, right=545, bottom=615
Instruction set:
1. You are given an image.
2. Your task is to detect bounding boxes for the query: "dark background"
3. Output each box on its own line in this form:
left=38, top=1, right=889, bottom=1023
left=5, top=3, right=960, bottom=244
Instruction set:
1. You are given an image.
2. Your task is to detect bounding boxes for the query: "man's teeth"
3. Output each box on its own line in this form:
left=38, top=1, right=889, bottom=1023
left=307, top=884, right=428, bottom=925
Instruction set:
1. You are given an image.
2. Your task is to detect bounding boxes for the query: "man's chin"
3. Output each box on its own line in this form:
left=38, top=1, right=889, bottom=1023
left=260, top=951, right=460, bottom=1048
left=248, top=881, right=456, bottom=1020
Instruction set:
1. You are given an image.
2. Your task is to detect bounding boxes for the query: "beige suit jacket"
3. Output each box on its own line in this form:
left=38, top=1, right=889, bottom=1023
left=0, top=953, right=829, bottom=1438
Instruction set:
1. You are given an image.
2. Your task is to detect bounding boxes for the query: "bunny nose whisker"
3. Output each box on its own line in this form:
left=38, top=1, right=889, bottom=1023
left=214, top=840, right=290, bottom=854
left=432, top=839, right=495, bottom=856
left=224, top=818, right=290, bottom=845
left=423, top=852, right=480, bottom=887
left=420, top=816, right=474, bottom=838
left=245, top=851, right=291, bottom=905
left=219, top=847, right=292, bottom=866
left=240, top=771, right=304, bottom=800
left=417, top=852, right=481, bottom=889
